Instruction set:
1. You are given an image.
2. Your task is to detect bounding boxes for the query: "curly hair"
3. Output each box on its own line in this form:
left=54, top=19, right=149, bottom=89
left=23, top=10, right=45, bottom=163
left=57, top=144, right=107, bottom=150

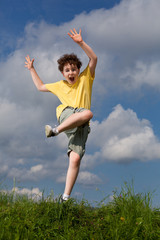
left=57, top=53, right=82, bottom=72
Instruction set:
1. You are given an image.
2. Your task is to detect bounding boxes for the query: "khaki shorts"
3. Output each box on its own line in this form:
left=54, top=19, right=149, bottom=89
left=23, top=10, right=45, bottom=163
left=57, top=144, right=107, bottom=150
left=59, top=107, right=90, bottom=159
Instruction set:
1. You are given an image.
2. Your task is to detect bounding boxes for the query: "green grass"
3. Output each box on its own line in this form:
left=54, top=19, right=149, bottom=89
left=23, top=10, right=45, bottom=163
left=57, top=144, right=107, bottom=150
left=0, top=183, right=160, bottom=240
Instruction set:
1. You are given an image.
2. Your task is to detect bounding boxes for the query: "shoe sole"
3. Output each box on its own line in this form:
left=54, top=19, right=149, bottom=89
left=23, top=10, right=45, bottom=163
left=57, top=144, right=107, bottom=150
left=45, top=125, right=53, bottom=138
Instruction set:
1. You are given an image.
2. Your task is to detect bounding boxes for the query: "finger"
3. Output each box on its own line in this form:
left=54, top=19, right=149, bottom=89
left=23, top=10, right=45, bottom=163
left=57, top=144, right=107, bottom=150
left=73, top=28, right=77, bottom=34
left=79, top=28, right=82, bottom=35
left=67, top=32, right=72, bottom=38
left=24, top=63, right=29, bottom=68
left=70, top=29, right=74, bottom=35
left=25, top=55, right=30, bottom=61
left=68, top=33, right=74, bottom=39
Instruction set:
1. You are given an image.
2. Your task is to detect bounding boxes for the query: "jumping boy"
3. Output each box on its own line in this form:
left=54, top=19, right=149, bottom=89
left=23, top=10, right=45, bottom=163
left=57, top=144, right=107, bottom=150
left=25, top=28, right=97, bottom=202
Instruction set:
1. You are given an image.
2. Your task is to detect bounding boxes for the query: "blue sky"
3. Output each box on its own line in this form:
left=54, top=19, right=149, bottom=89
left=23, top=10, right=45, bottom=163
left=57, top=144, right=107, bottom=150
left=1, top=0, right=160, bottom=205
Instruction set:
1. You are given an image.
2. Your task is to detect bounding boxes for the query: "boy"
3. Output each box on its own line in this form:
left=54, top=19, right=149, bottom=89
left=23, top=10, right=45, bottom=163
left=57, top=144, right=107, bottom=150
left=25, top=28, right=97, bottom=201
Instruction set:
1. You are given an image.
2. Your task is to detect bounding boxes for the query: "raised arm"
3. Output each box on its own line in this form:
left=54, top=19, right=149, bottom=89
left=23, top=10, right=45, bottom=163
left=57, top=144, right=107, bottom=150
left=68, top=28, right=97, bottom=77
left=25, top=55, right=49, bottom=92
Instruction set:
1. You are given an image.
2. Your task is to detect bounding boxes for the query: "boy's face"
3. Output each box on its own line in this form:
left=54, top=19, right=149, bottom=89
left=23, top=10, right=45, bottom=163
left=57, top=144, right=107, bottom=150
left=62, top=63, right=80, bottom=85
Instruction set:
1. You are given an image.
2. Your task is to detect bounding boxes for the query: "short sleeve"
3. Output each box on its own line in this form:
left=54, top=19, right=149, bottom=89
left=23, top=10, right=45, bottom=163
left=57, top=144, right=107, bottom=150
left=45, top=82, right=60, bottom=95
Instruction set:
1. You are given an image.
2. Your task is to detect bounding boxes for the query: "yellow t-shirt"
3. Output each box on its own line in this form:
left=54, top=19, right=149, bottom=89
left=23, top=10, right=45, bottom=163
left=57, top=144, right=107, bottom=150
left=45, top=65, right=95, bottom=120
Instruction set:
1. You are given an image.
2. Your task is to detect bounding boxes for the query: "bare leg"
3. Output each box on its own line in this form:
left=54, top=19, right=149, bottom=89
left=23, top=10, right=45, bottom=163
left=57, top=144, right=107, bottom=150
left=63, top=151, right=81, bottom=196
left=45, top=109, right=93, bottom=138
left=57, top=109, right=93, bottom=133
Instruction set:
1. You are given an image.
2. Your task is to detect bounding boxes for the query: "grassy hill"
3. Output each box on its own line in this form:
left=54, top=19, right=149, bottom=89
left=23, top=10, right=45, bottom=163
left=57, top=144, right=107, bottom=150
left=0, top=183, right=160, bottom=240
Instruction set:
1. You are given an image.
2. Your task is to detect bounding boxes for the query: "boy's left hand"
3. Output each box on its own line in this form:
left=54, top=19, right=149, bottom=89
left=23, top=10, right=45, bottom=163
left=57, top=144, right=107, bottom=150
left=68, top=28, right=83, bottom=43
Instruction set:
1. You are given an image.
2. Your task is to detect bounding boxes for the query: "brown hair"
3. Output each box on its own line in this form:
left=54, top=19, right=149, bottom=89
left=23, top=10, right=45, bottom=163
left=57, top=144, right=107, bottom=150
left=57, top=53, right=82, bottom=72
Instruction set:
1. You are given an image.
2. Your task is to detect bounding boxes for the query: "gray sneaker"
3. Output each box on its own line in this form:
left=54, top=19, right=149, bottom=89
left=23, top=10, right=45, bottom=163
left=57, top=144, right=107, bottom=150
left=45, top=125, right=56, bottom=138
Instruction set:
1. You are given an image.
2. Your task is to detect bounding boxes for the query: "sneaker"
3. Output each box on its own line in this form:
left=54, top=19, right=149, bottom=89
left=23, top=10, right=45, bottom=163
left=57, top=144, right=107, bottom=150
left=59, top=195, right=68, bottom=203
left=45, top=125, right=56, bottom=138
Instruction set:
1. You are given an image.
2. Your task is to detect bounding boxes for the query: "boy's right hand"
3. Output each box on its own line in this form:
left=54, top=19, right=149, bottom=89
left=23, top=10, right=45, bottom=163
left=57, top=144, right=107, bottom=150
left=68, top=28, right=83, bottom=44
left=25, top=55, right=34, bottom=70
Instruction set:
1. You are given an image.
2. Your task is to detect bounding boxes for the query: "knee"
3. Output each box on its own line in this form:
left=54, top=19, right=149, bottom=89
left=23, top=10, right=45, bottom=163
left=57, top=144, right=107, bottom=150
left=72, top=157, right=81, bottom=167
left=84, top=110, right=93, bottom=121
left=70, top=152, right=81, bottom=167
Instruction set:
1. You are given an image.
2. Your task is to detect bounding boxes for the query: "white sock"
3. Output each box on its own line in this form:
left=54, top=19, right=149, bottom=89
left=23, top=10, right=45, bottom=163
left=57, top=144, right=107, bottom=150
left=62, top=193, right=70, bottom=200
left=52, top=127, right=59, bottom=136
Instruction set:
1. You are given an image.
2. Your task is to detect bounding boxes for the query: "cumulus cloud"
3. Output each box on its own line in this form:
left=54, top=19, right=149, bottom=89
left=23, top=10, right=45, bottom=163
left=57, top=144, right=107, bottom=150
left=1, top=0, right=160, bottom=189
left=120, top=61, right=160, bottom=90
left=57, top=170, right=102, bottom=186
left=73, top=0, right=160, bottom=91
left=88, top=104, right=160, bottom=163
left=13, top=187, right=42, bottom=199
left=1, top=187, right=43, bottom=201
left=77, top=171, right=102, bottom=186
left=12, top=0, right=160, bottom=94
left=7, top=153, right=69, bottom=183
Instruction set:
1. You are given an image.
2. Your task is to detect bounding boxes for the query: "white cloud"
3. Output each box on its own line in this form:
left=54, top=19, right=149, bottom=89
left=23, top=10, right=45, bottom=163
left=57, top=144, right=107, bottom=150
left=14, top=187, right=42, bottom=200
left=1, top=0, right=160, bottom=189
left=120, top=61, right=160, bottom=90
left=102, top=127, right=159, bottom=161
left=30, top=164, right=43, bottom=173
left=77, top=171, right=102, bottom=186
left=88, top=104, right=160, bottom=163
left=56, top=169, right=102, bottom=187
left=6, top=153, right=69, bottom=183
left=13, top=0, right=160, bottom=95
left=81, top=152, right=101, bottom=170
left=71, top=0, right=160, bottom=91
left=84, top=0, right=160, bottom=53
left=1, top=187, right=43, bottom=201
left=13, top=187, right=42, bottom=197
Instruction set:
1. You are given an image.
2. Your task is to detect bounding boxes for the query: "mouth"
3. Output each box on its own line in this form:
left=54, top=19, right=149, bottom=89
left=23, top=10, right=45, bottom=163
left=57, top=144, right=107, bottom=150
left=69, top=77, right=75, bottom=82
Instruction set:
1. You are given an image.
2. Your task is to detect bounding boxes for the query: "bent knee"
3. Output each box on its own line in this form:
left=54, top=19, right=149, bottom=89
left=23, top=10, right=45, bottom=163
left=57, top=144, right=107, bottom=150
left=84, top=110, right=93, bottom=121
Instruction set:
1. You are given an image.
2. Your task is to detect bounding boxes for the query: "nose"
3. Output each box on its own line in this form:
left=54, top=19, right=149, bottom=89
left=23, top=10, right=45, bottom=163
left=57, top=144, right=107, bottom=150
left=69, top=70, right=74, bottom=74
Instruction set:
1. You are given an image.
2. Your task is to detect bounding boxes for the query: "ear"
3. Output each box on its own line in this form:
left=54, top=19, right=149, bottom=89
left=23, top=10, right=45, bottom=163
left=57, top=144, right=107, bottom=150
left=61, top=71, right=65, bottom=77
